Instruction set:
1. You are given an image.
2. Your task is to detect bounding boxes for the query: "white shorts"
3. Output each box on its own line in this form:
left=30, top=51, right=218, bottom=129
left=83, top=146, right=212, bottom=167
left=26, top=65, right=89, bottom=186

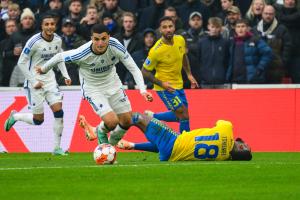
left=84, top=87, right=131, bottom=117
left=25, top=84, right=63, bottom=114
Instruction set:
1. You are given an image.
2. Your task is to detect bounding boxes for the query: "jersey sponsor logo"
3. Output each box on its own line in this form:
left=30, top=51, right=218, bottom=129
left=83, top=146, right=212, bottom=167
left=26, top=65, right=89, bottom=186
left=145, top=58, right=151, bottom=66
left=41, top=53, right=56, bottom=60
left=24, top=47, right=30, bottom=55
left=90, top=64, right=112, bottom=73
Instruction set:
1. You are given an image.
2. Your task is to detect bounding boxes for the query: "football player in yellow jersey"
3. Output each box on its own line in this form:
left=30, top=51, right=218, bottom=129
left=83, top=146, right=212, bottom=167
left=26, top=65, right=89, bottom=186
left=142, top=16, right=198, bottom=132
left=116, top=112, right=252, bottom=161
left=135, top=16, right=199, bottom=153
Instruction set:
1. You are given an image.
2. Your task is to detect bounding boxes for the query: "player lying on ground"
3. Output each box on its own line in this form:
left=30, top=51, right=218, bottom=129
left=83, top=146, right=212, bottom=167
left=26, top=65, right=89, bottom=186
left=79, top=113, right=252, bottom=161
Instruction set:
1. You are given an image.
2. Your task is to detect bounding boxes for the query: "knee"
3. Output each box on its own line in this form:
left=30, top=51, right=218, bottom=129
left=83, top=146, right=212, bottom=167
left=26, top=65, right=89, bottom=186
left=175, top=106, right=189, bottom=120
left=53, top=110, right=64, bottom=118
left=33, top=118, right=44, bottom=125
left=104, top=120, right=118, bottom=131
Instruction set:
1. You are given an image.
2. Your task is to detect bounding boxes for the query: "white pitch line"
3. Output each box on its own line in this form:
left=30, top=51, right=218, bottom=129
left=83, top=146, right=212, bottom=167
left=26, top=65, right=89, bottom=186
left=0, top=161, right=300, bottom=171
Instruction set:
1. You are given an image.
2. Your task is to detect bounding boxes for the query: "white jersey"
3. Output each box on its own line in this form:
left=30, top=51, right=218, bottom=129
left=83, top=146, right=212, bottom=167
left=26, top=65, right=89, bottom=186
left=18, top=32, right=70, bottom=88
left=41, top=37, right=146, bottom=94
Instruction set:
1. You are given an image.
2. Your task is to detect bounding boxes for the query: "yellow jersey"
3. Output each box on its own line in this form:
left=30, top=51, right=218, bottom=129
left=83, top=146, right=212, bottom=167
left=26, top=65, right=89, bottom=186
left=143, top=35, right=186, bottom=91
left=169, top=120, right=234, bottom=161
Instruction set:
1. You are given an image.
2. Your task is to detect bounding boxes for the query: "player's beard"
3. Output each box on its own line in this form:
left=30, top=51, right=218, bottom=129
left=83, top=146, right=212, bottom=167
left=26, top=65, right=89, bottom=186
left=163, top=32, right=174, bottom=41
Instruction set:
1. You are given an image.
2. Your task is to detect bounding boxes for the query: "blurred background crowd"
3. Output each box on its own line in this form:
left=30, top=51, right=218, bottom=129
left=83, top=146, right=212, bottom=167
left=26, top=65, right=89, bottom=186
left=1, top=0, right=300, bottom=88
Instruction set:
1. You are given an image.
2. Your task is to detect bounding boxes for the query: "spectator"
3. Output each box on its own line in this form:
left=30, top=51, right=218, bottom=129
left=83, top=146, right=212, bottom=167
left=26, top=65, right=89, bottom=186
left=9, top=8, right=37, bottom=87
left=181, top=11, right=205, bottom=88
left=36, top=0, right=65, bottom=32
left=217, top=0, right=234, bottom=23
left=0, top=0, right=10, bottom=21
left=101, top=11, right=120, bottom=36
left=234, top=0, right=252, bottom=17
left=245, top=0, right=266, bottom=28
left=253, top=5, right=292, bottom=83
left=89, top=0, right=105, bottom=12
left=114, top=12, right=143, bottom=87
left=226, top=19, right=272, bottom=84
left=200, top=0, right=222, bottom=17
left=138, top=0, right=167, bottom=31
left=56, top=18, right=86, bottom=85
left=198, top=17, right=229, bottom=88
left=78, top=5, right=99, bottom=41
left=176, top=0, right=211, bottom=29
left=131, top=28, right=157, bottom=89
left=98, top=0, right=125, bottom=27
left=0, top=19, right=18, bottom=86
left=162, top=6, right=184, bottom=35
left=0, top=0, right=11, bottom=39
left=7, top=3, right=20, bottom=22
left=275, top=0, right=300, bottom=83
left=65, top=0, right=83, bottom=25
left=222, top=6, right=241, bottom=40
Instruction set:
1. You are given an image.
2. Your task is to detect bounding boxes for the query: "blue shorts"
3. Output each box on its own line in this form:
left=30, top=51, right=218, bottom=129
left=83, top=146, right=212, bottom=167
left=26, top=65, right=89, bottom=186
left=144, top=118, right=178, bottom=161
left=157, top=89, right=188, bottom=111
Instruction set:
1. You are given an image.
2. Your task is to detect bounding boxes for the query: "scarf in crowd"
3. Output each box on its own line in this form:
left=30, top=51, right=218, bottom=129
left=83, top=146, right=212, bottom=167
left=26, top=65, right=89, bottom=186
left=257, top=18, right=278, bottom=36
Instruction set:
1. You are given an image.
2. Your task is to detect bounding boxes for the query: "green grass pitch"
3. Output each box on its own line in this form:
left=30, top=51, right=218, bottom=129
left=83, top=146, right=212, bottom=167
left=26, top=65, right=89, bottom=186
left=0, top=152, right=299, bottom=200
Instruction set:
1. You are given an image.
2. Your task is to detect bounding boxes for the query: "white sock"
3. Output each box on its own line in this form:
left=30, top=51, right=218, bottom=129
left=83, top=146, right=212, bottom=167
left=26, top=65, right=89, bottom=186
left=13, top=113, right=34, bottom=125
left=109, top=125, right=127, bottom=145
left=53, top=118, right=63, bottom=150
left=98, top=121, right=109, bottom=133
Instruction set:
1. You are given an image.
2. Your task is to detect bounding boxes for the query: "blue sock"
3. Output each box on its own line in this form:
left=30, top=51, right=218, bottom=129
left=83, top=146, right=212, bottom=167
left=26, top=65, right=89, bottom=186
left=179, top=119, right=190, bottom=133
left=153, top=111, right=177, bottom=122
left=134, top=142, right=159, bottom=152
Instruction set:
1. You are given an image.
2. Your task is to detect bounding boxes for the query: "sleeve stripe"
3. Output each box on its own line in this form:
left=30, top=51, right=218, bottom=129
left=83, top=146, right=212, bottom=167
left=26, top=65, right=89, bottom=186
left=27, top=35, right=42, bottom=49
left=70, top=47, right=91, bottom=60
left=109, top=41, right=126, bottom=53
left=109, top=43, right=126, bottom=54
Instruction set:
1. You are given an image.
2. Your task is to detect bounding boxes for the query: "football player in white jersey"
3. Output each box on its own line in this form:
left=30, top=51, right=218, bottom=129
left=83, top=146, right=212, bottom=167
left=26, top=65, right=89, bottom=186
left=36, top=24, right=153, bottom=146
left=4, top=14, right=71, bottom=155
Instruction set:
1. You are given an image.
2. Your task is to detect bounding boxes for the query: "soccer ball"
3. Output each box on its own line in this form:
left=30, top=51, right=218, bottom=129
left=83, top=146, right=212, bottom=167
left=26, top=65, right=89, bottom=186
left=93, top=144, right=117, bottom=165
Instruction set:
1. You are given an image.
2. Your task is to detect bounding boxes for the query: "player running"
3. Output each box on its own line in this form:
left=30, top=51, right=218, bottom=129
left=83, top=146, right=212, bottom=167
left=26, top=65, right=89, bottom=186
left=4, top=14, right=71, bottom=155
left=35, top=24, right=153, bottom=146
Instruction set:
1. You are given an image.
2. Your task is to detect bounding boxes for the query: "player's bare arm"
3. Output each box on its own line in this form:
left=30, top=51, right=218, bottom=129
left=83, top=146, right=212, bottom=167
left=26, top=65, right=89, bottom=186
left=182, top=54, right=199, bottom=89
left=142, top=67, right=175, bottom=92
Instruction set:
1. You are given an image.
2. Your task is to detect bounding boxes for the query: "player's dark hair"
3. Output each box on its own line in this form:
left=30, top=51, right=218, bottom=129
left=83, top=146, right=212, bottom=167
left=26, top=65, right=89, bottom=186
left=230, top=138, right=252, bottom=161
left=235, top=18, right=250, bottom=26
left=91, top=24, right=110, bottom=35
left=159, top=16, right=174, bottom=26
left=41, top=13, right=57, bottom=24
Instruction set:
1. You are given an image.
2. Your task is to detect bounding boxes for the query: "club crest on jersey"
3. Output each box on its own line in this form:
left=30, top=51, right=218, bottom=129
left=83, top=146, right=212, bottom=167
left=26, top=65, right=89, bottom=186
left=24, top=48, right=30, bottom=55
left=145, top=58, right=151, bottom=66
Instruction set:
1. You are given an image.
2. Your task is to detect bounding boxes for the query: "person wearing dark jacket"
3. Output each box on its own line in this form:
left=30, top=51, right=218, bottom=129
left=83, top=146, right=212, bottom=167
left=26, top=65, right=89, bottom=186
left=181, top=11, right=205, bottom=88
left=176, top=0, right=211, bottom=29
left=274, top=0, right=300, bottom=83
left=114, top=12, right=143, bottom=87
left=56, top=18, right=86, bottom=85
left=227, top=19, right=272, bottom=84
left=131, top=28, right=157, bottom=89
left=138, top=0, right=167, bottom=31
left=253, top=5, right=292, bottom=83
left=0, top=19, right=18, bottom=86
left=198, top=17, right=229, bottom=88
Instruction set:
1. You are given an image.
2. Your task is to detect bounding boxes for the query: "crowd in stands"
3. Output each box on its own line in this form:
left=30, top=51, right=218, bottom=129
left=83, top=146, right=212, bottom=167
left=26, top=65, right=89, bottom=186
left=1, top=0, right=300, bottom=88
